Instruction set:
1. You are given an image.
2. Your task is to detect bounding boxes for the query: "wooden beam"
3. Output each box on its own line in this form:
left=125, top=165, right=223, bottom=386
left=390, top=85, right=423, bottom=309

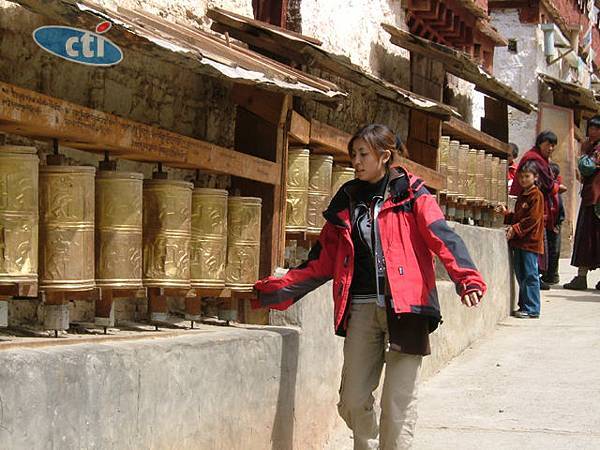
left=394, top=156, right=446, bottom=191
left=0, top=81, right=280, bottom=185
left=309, top=119, right=351, bottom=158
left=442, top=116, right=512, bottom=156
left=288, top=111, right=311, bottom=145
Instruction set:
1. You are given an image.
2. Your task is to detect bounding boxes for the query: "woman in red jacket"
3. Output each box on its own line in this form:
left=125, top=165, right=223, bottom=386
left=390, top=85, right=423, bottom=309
left=254, top=124, right=486, bottom=450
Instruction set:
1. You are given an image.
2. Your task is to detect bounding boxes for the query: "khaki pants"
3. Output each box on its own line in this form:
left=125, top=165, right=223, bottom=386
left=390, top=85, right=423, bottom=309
left=337, top=303, right=422, bottom=450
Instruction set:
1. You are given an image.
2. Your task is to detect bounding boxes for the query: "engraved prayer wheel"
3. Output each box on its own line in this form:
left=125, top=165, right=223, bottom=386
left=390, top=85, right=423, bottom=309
left=466, top=148, right=478, bottom=201
left=484, top=153, right=493, bottom=203
left=226, top=197, right=262, bottom=292
left=447, top=140, right=460, bottom=197
left=438, top=136, right=450, bottom=194
left=307, top=155, right=333, bottom=233
left=458, top=144, right=469, bottom=198
left=476, top=150, right=486, bottom=202
left=498, top=159, right=508, bottom=205
left=331, top=166, right=355, bottom=194
left=491, top=157, right=500, bottom=204
left=286, top=149, right=309, bottom=232
left=190, top=188, right=228, bottom=288
left=39, top=165, right=95, bottom=290
left=95, top=171, right=143, bottom=288
left=0, top=146, right=38, bottom=284
left=142, top=179, right=193, bottom=288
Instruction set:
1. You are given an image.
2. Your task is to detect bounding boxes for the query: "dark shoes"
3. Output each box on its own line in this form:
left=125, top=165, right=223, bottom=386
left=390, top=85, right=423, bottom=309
left=540, top=280, right=551, bottom=290
left=563, top=276, right=588, bottom=290
left=597, top=281, right=600, bottom=291
left=542, top=275, right=560, bottom=285
left=513, top=311, right=540, bottom=319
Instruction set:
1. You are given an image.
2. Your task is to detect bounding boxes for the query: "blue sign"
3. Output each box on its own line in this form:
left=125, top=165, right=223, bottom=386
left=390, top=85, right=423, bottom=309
left=33, top=25, right=123, bottom=66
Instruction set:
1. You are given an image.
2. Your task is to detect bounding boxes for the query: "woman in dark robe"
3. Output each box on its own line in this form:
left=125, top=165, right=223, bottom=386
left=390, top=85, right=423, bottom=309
left=564, top=116, right=600, bottom=290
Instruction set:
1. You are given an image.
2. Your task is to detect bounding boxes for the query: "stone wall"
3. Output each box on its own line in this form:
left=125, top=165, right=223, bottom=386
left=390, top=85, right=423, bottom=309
left=0, top=224, right=512, bottom=450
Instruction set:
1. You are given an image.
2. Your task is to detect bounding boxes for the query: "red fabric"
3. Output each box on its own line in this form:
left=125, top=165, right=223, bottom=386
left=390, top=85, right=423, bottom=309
left=509, top=147, right=558, bottom=229
left=254, top=172, right=487, bottom=333
left=507, top=162, right=517, bottom=181
left=580, top=140, right=600, bottom=206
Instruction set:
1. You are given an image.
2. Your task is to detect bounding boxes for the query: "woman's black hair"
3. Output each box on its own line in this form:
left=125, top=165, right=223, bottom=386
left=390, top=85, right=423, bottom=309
left=549, top=161, right=560, bottom=177
left=587, top=115, right=600, bottom=133
left=509, top=143, right=519, bottom=158
left=519, top=160, right=539, bottom=175
left=535, top=130, right=558, bottom=148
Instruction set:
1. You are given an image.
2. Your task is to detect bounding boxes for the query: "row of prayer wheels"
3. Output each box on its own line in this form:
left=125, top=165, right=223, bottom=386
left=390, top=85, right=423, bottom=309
left=285, top=148, right=355, bottom=233
left=0, top=145, right=261, bottom=292
left=438, top=136, right=508, bottom=205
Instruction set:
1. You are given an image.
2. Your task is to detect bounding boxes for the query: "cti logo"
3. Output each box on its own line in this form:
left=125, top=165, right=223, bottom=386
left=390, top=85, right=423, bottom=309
left=33, top=21, right=123, bottom=66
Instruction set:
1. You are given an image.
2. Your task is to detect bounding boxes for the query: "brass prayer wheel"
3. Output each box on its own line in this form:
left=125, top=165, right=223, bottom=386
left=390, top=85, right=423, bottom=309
left=39, top=165, right=95, bottom=290
left=331, top=166, right=355, bottom=194
left=143, top=179, right=193, bottom=288
left=484, top=153, right=493, bottom=203
left=447, top=140, right=460, bottom=197
left=190, top=188, right=228, bottom=288
left=498, top=159, right=508, bottom=205
left=286, top=149, right=309, bottom=232
left=491, top=157, right=500, bottom=204
left=307, top=155, right=333, bottom=233
left=476, top=150, right=486, bottom=202
left=466, top=148, right=477, bottom=201
left=438, top=136, right=450, bottom=194
left=0, top=146, right=38, bottom=284
left=226, top=196, right=262, bottom=291
left=95, top=171, right=143, bottom=288
left=457, top=144, right=469, bottom=198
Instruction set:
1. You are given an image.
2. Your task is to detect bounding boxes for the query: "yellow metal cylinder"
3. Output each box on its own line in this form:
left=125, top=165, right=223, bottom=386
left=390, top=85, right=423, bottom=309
left=307, top=155, right=333, bottom=233
left=466, top=148, right=477, bottom=201
left=476, top=150, right=486, bottom=202
left=286, top=149, right=309, bottom=232
left=95, top=171, right=143, bottom=288
left=458, top=144, right=469, bottom=197
left=0, top=146, right=38, bottom=284
left=438, top=136, right=450, bottom=194
left=491, top=157, right=500, bottom=204
left=498, top=159, right=508, bottom=205
left=190, top=188, right=228, bottom=288
left=484, top=153, right=493, bottom=203
left=142, top=179, right=193, bottom=288
left=447, top=140, right=460, bottom=197
left=331, top=166, right=355, bottom=194
left=226, top=196, right=262, bottom=292
left=39, top=165, right=95, bottom=290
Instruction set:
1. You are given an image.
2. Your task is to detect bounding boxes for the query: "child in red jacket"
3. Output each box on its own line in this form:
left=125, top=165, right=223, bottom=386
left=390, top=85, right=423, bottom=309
left=497, top=161, right=545, bottom=318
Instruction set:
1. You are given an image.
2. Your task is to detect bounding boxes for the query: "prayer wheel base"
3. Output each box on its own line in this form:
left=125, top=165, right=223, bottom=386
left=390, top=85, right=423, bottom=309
left=218, top=309, right=237, bottom=322
left=44, top=304, right=69, bottom=331
left=190, top=280, right=226, bottom=289
left=149, top=312, right=169, bottom=323
left=0, top=301, right=7, bottom=328
left=95, top=307, right=115, bottom=328
left=285, top=226, right=307, bottom=233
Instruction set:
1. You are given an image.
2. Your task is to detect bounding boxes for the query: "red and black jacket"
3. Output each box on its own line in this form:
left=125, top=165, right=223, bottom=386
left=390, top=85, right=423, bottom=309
left=254, top=167, right=487, bottom=354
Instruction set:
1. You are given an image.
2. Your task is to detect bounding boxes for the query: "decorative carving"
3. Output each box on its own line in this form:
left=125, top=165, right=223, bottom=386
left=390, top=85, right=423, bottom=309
left=331, top=166, right=355, bottom=195
left=190, top=188, right=228, bottom=288
left=0, top=146, right=38, bottom=284
left=95, top=171, right=143, bottom=288
left=143, top=179, right=192, bottom=288
left=226, top=197, right=261, bottom=291
left=286, top=149, right=309, bottom=232
left=39, top=166, right=95, bottom=290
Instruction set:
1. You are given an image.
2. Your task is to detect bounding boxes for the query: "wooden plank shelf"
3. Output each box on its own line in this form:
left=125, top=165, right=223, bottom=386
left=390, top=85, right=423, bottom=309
left=442, top=117, right=512, bottom=157
left=0, top=81, right=280, bottom=185
left=0, top=282, right=38, bottom=299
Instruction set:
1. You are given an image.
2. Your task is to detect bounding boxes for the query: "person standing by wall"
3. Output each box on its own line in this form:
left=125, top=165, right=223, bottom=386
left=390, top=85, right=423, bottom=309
left=497, top=161, right=545, bottom=318
left=253, top=124, right=487, bottom=450
left=509, top=131, right=559, bottom=289
left=507, top=143, right=519, bottom=191
left=541, top=162, right=566, bottom=285
left=564, top=115, right=600, bottom=290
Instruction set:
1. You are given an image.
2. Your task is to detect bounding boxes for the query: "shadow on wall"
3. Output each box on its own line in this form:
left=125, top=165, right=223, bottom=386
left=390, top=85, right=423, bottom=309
left=247, top=325, right=300, bottom=450
left=370, top=42, right=411, bottom=89
left=444, top=81, right=474, bottom=125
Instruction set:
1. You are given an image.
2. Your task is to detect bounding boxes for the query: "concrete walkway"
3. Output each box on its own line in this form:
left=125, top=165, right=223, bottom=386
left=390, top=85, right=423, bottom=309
left=328, top=260, right=600, bottom=449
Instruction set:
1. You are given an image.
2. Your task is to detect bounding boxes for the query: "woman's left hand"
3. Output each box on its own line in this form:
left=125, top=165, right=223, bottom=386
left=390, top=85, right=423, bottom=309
left=461, top=290, right=483, bottom=307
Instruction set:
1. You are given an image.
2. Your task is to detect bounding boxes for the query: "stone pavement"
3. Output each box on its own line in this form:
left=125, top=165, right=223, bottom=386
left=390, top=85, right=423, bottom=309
left=328, top=260, right=600, bottom=449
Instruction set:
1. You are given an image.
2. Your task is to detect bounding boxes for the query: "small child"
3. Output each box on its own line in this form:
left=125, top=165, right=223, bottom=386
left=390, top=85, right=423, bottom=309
left=497, top=161, right=545, bottom=318
left=542, top=162, right=566, bottom=285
